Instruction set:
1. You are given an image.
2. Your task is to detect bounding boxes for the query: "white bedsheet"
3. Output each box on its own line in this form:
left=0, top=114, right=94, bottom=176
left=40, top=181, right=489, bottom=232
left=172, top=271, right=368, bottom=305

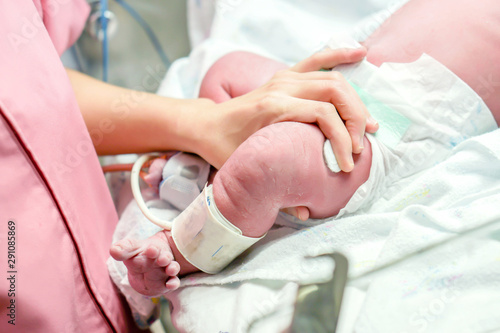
left=164, top=130, right=500, bottom=333
left=156, top=1, right=500, bottom=332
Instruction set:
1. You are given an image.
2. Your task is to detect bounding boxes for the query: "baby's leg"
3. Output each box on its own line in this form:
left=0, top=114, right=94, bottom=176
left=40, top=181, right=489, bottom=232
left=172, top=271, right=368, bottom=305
left=111, top=122, right=370, bottom=295
left=212, top=121, right=372, bottom=237
left=363, top=0, right=500, bottom=122
left=110, top=157, right=201, bottom=296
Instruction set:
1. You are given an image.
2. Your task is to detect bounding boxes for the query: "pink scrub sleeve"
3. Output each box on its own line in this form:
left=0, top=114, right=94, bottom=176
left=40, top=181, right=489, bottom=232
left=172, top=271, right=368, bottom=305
left=0, top=1, right=141, bottom=332
left=33, top=0, right=90, bottom=55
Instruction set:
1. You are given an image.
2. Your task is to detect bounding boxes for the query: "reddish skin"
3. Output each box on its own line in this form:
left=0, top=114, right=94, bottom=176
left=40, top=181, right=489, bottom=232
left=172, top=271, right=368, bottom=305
left=199, top=51, right=289, bottom=103
left=362, top=0, right=500, bottom=124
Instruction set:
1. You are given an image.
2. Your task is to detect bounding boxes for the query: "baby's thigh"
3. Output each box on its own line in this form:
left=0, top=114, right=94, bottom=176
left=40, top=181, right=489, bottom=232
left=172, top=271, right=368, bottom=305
left=216, top=122, right=372, bottom=218
left=363, top=0, right=500, bottom=117
left=363, top=0, right=475, bottom=66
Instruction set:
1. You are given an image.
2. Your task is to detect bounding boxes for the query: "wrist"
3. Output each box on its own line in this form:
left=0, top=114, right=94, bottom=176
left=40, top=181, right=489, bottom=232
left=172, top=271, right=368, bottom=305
left=174, top=98, right=219, bottom=163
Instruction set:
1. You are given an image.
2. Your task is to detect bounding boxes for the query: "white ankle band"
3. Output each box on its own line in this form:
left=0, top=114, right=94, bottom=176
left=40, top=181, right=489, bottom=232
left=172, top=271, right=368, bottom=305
left=171, top=184, right=264, bottom=274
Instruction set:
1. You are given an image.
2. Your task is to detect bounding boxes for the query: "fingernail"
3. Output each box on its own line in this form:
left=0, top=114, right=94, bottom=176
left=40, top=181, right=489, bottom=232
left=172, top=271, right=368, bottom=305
left=359, top=134, right=365, bottom=150
left=315, top=46, right=333, bottom=55
left=346, top=156, right=354, bottom=172
left=368, top=116, right=378, bottom=126
left=326, top=35, right=363, bottom=50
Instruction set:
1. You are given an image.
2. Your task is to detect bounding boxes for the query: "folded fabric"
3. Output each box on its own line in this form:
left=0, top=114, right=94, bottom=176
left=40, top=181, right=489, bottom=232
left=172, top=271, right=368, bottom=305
left=157, top=1, right=500, bottom=332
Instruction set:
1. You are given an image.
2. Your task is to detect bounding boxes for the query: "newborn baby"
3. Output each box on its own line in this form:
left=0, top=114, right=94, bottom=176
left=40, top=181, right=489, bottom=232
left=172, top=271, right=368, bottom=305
left=110, top=0, right=500, bottom=296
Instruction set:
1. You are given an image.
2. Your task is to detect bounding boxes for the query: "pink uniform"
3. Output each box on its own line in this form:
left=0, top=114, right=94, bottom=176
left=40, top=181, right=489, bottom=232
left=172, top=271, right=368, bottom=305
left=0, top=1, right=139, bottom=331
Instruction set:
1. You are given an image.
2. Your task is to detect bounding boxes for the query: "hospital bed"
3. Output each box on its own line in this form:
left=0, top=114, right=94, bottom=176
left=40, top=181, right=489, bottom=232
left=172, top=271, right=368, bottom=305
left=100, top=0, right=500, bottom=332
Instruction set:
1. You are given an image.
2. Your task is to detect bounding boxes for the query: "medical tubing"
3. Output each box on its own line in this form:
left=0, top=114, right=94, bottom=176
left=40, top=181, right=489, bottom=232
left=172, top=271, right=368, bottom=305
left=131, top=153, right=173, bottom=230
left=113, top=0, right=171, bottom=68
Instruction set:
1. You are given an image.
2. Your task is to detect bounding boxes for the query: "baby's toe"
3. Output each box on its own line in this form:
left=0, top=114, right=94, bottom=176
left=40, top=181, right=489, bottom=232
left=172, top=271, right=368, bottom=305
left=165, top=276, right=181, bottom=291
left=110, top=238, right=143, bottom=261
left=143, top=245, right=161, bottom=260
left=156, top=250, right=174, bottom=267
left=165, top=261, right=180, bottom=276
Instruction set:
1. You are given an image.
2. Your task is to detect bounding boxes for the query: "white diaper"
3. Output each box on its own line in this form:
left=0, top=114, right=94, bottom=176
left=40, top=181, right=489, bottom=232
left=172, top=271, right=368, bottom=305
left=326, top=53, right=498, bottom=217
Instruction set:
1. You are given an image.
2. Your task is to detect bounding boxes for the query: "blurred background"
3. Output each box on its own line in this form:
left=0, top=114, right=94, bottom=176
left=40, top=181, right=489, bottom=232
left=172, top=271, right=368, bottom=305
left=63, top=0, right=191, bottom=91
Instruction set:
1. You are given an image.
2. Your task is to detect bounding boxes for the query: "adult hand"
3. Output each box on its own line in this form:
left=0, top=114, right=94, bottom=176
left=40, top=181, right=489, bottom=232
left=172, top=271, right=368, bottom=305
left=196, top=48, right=378, bottom=171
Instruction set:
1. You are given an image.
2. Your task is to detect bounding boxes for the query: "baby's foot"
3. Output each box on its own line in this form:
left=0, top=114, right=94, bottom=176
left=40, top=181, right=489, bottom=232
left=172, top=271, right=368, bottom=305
left=110, top=230, right=181, bottom=296
left=143, top=158, right=168, bottom=189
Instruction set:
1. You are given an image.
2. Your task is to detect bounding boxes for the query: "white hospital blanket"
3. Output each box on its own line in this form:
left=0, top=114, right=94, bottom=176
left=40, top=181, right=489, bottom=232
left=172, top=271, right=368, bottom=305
left=155, top=0, right=500, bottom=332
left=165, top=129, right=500, bottom=332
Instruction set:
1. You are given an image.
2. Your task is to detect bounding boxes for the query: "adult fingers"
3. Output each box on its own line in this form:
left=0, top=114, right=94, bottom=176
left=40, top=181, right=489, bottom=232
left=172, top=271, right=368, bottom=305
left=268, top=96, right=355, bottom=171
left=316, top=102, right=356, bottom=171
left=273, top=72, right=370, bottom=156
left=290, top=47, right=366, bottom=73
left=281, top=207, right=310, bottom=221
left=270, top=70, right=378, bottom=151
